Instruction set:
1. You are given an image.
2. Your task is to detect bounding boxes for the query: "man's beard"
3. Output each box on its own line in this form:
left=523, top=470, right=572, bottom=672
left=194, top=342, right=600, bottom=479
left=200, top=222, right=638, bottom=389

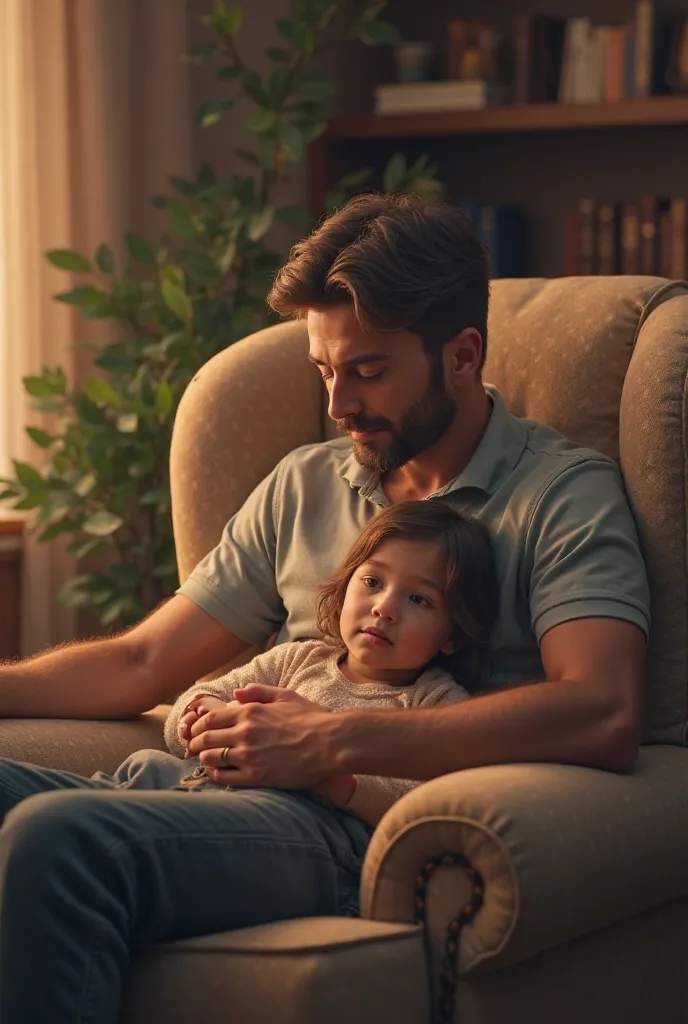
left=337, top=358, right=457, bottom=474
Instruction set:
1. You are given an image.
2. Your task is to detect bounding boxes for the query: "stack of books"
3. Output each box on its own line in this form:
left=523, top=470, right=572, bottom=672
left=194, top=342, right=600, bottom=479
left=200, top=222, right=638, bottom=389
left=564, top=197, right=687, bottom=277
left=374, top=80, right=511, bottom=115
left=515, top=2, right=684, bottom=104
left=461, top=202, right=529, bottom=278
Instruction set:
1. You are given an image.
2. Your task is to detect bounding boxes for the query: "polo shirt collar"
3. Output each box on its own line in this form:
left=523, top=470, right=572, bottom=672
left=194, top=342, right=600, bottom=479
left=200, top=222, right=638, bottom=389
left=337, top=384, right=528, bottom=500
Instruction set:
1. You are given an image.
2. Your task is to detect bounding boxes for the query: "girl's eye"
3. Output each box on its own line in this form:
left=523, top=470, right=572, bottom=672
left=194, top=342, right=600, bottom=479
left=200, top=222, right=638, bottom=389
left=409, top=593, right=430, bottom=607
left=361, top=576, right=380, bottom=589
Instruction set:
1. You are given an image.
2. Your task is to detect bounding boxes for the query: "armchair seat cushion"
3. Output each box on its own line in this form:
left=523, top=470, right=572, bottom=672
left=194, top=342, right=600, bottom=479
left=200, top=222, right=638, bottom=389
left=122, top=917, right=428, bottom=1024
left=0, top=707, right=170, bottom=776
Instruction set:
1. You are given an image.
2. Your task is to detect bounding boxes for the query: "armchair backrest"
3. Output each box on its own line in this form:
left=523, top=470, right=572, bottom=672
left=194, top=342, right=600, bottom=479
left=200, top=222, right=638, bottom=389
left=171, top=278, right=688, bottom=745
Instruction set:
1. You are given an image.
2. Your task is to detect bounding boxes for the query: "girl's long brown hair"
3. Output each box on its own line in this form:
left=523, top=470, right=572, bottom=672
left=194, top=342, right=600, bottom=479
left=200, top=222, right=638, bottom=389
left=316, top=499, right=499, bottom=688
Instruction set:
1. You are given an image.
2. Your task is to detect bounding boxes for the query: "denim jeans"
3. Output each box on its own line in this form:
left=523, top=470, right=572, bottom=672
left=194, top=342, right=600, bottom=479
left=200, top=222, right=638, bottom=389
left=0, top=749, right=373, bottom=1024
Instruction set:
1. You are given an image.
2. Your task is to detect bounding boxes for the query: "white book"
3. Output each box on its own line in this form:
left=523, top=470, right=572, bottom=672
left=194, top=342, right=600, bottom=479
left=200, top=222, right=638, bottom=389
left=374, top=80, right=511, bottom=114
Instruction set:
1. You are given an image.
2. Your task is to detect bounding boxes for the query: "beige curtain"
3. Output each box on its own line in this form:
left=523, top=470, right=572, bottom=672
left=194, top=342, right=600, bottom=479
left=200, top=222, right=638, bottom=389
left=0, top=0, right=192, bottom=654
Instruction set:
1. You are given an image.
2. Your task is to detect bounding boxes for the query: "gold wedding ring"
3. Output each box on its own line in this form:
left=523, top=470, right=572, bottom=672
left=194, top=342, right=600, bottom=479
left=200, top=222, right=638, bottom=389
left=220, top=746, right=232, bottom=766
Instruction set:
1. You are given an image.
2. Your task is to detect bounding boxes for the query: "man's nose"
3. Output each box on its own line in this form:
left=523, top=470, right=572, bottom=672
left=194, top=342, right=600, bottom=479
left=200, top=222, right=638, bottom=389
left=327, top=377, right=363, bottom=422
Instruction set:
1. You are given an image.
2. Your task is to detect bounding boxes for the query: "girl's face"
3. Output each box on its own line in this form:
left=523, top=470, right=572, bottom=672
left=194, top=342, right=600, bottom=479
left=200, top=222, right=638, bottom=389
left=338, top=537, right=456, bottom=684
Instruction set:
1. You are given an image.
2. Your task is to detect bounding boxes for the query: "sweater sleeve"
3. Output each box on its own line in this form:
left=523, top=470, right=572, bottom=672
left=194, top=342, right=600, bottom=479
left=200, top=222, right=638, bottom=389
left=344, top=679, right=471, bottom=826
left=163, top=643, right=294, bottom=758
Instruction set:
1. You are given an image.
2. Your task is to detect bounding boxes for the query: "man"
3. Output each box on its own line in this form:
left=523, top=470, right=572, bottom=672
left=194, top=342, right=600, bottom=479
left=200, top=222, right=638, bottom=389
left=0, top=193, right=649, bottom=1022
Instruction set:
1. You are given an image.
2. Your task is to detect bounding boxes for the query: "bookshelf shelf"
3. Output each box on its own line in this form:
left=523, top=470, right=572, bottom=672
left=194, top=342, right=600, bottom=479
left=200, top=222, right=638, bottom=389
left=327, top=96, right=688, bottom=140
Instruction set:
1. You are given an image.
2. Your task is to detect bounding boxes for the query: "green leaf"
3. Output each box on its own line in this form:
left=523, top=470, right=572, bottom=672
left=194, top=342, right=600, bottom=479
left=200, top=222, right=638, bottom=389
left=291, top=22, right=314, bottom=53
left=266, top=47, right=289, bottom=61
left=169, top=204, right=196, bottom=238
left=74, top=472, right=97, bottom=497
left=294, top=78, right=333, bottom=102
left=83, top=376, right=122, bottom=408
left=139, top=487, right=170, bottom=506
left=116, top=412, right=139, bottom=434
left=249, top=108, right=276, bottom=134
left=225, top=4, right=243, bottom=34
left=277, top=120, right=305, bottom=162
left=258, top=139, right=276, bottom=171
left=276, top=18, right=295, bottom=40
left=95, top=244, right=115, bottom=274
left=234, top=147, right=259, bottom=166
left=338, top=167, right=372, bottom=189
left=12, top=460, right=44, bottom=492
left=318, top=3, right=338, bottom=29
left=242, top=71, right=269, bottom=106
left=83, top=511, right=124, bottom=537
left=362, top=1, right=387, bottom=21
left=161, top=279, right=192, bottom=327
left=301, top=120, right=328, bottom=143
left=124, top=232, right=155, bottom=266
left=155, top=381, right=173, bottom=417
left=39, top=519, right=77, bottom=543
left=69, top=537, right=107, bottom=559
left=383, top=152, right=407, bottom=193
left=196, top=99, right=233, bottom=128
left=100, top=596, right=130, bottom=627
left=218, top=239, right=237, bottom=273
left=217, top=64, right=243, bottom=80
left=197, top=163, right=216, bottom=188
left=45, top=249, right=92, bottom=273
left=268, top=65, right=290, bottom=103
left=53, top=286, right=106, bottom=311
left=23, top=375, right=61, bottom=398
left=357, top=19, right=400, bottom=45
left=209, top=0, right=243, bottom=36
left=247, top=206, right=275, bottom=242
left=26, top=427, right=53, bottom=449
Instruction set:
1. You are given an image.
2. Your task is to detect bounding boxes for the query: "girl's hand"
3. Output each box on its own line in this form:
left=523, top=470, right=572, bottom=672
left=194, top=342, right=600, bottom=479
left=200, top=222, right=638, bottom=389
left=178, top=695, right=227, bottom=751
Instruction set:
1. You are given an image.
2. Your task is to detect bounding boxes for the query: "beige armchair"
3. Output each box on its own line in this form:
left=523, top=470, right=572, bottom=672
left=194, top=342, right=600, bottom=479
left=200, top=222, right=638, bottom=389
left=2, top=276, right=688, bottom=1024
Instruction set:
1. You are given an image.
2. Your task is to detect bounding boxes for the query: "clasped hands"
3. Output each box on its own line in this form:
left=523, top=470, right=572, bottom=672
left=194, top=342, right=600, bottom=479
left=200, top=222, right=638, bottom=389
left=178, top=685, right=357, bottom=806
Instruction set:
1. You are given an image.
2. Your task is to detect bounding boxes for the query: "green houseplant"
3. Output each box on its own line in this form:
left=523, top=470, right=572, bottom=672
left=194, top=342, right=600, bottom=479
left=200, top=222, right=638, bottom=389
left=0, top=0, right=440, bottom=630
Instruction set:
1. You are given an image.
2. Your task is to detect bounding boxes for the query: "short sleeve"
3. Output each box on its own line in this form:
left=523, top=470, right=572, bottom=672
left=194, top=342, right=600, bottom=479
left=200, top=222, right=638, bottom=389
left=177, top=463, right=285, bottom=647
left=526, top=457, right=651, bottom=643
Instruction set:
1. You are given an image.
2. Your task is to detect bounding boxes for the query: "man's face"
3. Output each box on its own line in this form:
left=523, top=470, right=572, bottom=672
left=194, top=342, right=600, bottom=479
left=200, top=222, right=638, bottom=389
left=307, top=305, right=457, bottom=473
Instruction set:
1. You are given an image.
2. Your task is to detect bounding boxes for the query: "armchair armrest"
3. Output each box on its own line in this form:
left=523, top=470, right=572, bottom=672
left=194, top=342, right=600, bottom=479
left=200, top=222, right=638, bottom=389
left=0, top=706, right=170, bottom=776
left=361, top=744, right=688, bottom=976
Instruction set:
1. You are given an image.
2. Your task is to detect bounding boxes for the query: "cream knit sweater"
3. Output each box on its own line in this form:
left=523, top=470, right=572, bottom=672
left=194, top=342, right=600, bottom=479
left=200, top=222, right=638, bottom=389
left=165, top=639, right=470, bottom=824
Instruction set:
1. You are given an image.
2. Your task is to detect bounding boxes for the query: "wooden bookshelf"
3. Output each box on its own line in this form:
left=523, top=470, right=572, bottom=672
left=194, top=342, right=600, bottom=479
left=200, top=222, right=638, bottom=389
left=328, top=97, right=688, bottom=140
left=311, top=0, right=688, bottom=276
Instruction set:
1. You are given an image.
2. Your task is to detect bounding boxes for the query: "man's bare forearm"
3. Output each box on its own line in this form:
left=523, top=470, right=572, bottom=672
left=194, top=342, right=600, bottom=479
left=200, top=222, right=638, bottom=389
left=326, top=678, right=637, bottom=779
left=0, top=637, right=154, bottom=719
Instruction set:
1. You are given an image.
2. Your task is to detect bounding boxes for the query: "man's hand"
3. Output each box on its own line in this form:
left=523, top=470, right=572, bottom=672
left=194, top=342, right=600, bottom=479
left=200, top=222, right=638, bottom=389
left=185, top=684, right=336, bottom=788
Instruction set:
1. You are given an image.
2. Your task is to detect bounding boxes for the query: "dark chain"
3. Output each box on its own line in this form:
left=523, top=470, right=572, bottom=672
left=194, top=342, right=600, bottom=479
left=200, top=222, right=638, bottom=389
left=412, top=853, right=485, bottom=1024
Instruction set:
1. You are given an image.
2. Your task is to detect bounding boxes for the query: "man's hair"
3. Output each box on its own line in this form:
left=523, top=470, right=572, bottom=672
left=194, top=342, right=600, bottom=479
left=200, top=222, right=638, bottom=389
left=316, top=499, right=499, bottom=687
left=267, top=192, right=491, bottom=369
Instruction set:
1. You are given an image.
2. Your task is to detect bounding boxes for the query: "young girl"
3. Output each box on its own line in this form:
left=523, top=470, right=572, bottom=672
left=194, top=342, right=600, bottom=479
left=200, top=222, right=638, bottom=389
left=0, top=499, right=498, bottom=1023
left=165, top=498, right=499, bottom=825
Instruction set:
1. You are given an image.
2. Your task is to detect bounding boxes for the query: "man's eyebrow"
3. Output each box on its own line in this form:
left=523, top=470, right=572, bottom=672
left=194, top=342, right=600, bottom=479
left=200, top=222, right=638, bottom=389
left=365, top=558, right=444, bottom=594
left=307, top=352, right=390, bottom=367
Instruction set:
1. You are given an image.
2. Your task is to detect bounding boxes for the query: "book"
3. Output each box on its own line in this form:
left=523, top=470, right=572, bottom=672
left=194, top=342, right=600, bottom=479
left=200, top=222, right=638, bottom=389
left=578, top=199, right=597, bottom=275
left=621, top=204, right=641, bottom=274
left=374, top=80, right=511, bottom=114
left=461, top=201, right=529, bottom=277
left=597, top=204, right=621, bottom=274
left=670, top=199, right=687, bottom=279
left=563, top=211, right=582, bottom=275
